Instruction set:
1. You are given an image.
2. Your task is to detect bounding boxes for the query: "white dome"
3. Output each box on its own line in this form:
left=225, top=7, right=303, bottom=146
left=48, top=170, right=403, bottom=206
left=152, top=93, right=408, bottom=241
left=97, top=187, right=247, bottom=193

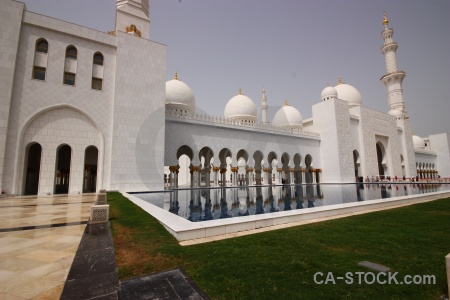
left=166, top=75, right=196, bottom=113
left=224, top=90, right=257, bottom=122
left=413, top=135, right=426, bottom=149
left=272, top=102, right=303, bottom=129
left=388, top=109, right=403, bottom=118
left=334, top=83, right=362, bottom=106
left=321, top=86, right=338, bottom=100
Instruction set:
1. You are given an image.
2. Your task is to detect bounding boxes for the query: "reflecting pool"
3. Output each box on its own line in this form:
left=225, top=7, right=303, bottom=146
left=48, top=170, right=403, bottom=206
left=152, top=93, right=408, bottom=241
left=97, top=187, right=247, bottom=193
left=134, top=183, right=450, bottom=222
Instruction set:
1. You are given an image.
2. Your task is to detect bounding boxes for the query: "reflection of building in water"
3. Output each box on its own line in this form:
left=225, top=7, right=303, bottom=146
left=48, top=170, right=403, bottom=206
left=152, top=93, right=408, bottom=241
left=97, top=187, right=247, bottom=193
left=169, top=184, right=447, bottom=222
left=3, top=1, right=450, bottom=196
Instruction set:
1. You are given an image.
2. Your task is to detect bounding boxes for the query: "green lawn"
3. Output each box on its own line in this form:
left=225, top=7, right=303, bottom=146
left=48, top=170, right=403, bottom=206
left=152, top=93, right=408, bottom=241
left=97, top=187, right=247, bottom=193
left=108, top=192, right=450, bottom=299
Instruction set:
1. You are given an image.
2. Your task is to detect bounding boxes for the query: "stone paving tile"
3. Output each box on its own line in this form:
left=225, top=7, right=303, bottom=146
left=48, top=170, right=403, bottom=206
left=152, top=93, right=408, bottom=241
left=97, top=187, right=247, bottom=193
left=0, top=194, right=96, bottom=300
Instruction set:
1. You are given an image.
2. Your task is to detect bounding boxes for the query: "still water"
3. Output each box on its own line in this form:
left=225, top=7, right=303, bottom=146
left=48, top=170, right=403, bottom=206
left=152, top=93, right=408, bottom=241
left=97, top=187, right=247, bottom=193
left=135, top=183, right=450, bottom=222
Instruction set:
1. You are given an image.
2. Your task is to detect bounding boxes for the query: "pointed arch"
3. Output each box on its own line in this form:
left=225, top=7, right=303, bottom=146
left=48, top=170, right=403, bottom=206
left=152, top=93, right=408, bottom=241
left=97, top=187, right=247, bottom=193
left=23, top=142, right=42, bottom=195
left=13, top=104, right=105, bottom=195
left=376, top=142, right=386, bottom=178
left=54, top=144, right=72, bottom=194
left=83, top=146, right=98, bottom=193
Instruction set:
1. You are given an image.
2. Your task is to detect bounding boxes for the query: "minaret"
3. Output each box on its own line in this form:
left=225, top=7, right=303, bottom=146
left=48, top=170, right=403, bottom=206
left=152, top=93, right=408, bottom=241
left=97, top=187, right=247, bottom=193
left=261, top=87, right=268, bottom=124
left=380, top=12, right=407, bottom=113
left=115, top=0, right=150, bottom=39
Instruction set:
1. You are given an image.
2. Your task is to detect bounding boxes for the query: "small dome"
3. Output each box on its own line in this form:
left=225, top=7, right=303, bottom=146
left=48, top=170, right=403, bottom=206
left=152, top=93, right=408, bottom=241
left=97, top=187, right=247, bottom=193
left=334, top=82, right=362, bottom=106
left=388, top=109, right=403, bottom=118
left=166, top=73, right=196, bottom=113
left=321, top=86, right=338, bottom=101
left=412, top=135, right=425, bottom=149
left=272, top=101, right=303, bottom=129
left=224, top=89, right=257, bottom=122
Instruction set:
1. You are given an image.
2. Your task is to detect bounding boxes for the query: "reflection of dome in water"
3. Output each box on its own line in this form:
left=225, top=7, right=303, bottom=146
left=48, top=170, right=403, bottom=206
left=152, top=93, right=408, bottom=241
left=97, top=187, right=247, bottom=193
left=165, top=73, right=196, bottom=113
left=224, top=89, right=257, bottom=124
left=334, top=77, right=362, bottom=106
left=272, top=100, right=303, bottom=129
left=412, top=135, right=425, bottom=149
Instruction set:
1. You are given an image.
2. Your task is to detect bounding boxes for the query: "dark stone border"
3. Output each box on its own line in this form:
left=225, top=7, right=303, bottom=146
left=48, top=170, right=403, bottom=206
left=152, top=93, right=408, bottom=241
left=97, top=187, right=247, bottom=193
left=119, top=268, right=210, bottom=300
left=61, top=222, right=119, bottom=300
left=61, top=221, right=209, bottom=299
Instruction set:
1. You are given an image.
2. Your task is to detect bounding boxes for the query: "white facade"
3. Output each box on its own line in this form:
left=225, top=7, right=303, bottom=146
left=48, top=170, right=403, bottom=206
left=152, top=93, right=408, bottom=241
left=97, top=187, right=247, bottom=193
left=0, top=1, right=449, bottom=196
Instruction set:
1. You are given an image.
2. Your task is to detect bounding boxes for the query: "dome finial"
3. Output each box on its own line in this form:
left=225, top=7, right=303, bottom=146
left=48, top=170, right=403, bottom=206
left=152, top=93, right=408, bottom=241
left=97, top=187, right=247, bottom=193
left=238, top=87, right=243, bottom=95
left=383, top=11, right=389, bottom=27
left=262, top=86, right=265, bottom=95
left=174, top=72, right=178, bottom=80
left=338, top=76, right=344, bottom=85
left=284, top=100, right=289, bottom=106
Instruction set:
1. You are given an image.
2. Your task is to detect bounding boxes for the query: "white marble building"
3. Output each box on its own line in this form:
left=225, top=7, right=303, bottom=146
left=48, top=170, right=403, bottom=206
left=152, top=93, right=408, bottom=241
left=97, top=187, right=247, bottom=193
left=0, top=1, right=448, bottom=195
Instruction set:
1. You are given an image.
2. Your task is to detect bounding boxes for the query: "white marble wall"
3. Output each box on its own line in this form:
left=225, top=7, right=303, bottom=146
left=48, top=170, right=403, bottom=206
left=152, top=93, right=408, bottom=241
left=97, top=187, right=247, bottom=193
left=109, top=31, right=166, bottom=192
left=0, top=0, right=24, bottom=194
left=165, top=118, right=321, bottom=170
left=312, top=99, right=354, bottom=183
left=429, top=133, right=450, bottom=177
left=3, top=9, right=116, bottom=194
left=357, top=106, right=403, bottom=178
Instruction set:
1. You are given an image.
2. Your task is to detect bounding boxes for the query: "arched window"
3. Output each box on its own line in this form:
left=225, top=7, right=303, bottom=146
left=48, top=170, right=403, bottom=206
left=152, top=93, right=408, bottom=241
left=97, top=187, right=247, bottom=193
left=93, top=52, right=103, bottom=65
left=35, top=39, right=48, bottom=53
left=66, top=46, right=77, bottom=59
left=33, top=38, right=48, bottom=80
left=92, top=52, right=104, bottom=90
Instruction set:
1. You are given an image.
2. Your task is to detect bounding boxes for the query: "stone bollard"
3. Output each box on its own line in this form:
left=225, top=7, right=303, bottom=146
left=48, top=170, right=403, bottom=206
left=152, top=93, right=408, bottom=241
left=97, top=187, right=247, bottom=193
left=89, top=204, right=109, bottom=224
left=89, top=190, right=109, bottom=224
left=96, top=189, right=107, bottom=205
left=446, top=253, right=450, bottom=297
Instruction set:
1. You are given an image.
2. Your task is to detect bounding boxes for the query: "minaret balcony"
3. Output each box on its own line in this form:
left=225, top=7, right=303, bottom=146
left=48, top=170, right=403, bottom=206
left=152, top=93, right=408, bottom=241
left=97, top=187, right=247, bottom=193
left=380, top=71, right=406, bottom=83
left=380, top=42, right=398, bottom=54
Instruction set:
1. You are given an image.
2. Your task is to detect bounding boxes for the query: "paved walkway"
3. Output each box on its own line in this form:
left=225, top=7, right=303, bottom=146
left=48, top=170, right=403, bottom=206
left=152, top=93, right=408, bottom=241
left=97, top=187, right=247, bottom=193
left=0, top=194, right=96, bottom=299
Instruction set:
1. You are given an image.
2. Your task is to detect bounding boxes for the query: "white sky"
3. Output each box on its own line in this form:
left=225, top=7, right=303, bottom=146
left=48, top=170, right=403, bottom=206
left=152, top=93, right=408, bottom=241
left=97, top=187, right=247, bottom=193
left=21, top=0, right=450, bottom=137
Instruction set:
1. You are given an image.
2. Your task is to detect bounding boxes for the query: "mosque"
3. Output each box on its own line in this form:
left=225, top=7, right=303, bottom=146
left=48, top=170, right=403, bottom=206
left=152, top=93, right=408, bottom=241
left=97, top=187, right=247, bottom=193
left=0, top=0, right=449, bottom=196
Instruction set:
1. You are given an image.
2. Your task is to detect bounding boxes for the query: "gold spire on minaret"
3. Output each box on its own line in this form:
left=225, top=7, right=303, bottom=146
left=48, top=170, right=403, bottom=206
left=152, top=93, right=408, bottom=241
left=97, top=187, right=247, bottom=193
left=262, top=87, right=266, bottom=95
left=284, top=100, right=289, bottom=106
left=238, top=88, right=243, bottom=95
left=383, top=11, right=389, bottom=26
left=174, top=72, right=178, bottom=80
left=338, top=76, right=344, bottom=85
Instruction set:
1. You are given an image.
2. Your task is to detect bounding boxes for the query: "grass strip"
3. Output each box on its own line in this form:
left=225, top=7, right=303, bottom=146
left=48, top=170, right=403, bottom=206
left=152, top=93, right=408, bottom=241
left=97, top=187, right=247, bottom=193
left=108, top=192, right=450, bottom=299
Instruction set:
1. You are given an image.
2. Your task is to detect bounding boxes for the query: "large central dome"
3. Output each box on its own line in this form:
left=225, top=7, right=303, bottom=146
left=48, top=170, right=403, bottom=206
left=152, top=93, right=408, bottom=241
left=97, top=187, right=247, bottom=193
left=224, top=89, right=257, bottom=124
left=334, top=78, right=362, bottom=106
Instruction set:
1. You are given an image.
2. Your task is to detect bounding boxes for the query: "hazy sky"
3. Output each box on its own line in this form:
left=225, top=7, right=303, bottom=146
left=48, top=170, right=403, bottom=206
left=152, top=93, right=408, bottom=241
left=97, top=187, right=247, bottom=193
left=21, top=0, right=450, bottom=137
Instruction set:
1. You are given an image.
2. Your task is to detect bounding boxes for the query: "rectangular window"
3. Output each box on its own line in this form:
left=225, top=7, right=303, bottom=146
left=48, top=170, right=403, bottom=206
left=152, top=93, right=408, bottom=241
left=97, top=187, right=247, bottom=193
left=32, top=66, right=46, bottom=80
left=91, top=78, right=103, bottom=90
left=64, top=72, right=76, bottom=86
